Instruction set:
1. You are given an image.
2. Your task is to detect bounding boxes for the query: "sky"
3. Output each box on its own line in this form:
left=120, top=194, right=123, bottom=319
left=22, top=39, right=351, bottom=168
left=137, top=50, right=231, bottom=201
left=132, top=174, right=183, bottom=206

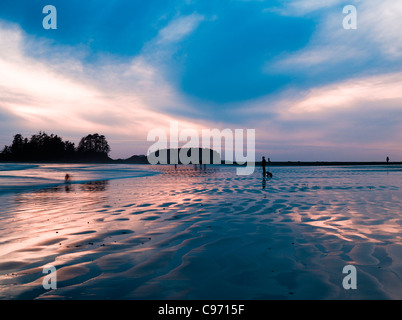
left=0, top=0, right=402, bottom=161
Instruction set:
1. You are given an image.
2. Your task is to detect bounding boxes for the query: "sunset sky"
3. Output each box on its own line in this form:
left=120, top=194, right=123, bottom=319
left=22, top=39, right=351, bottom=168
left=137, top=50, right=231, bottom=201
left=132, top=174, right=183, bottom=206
left=1, top=0, right=402, bottom=161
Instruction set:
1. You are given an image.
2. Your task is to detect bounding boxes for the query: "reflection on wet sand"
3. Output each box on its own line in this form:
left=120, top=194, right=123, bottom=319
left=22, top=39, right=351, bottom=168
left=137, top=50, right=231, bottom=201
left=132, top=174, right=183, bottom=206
left=80, top=180, right=109, bottom=192
left=156, top=164, right=220, bottom=176
left=17, top=180, right=110, bottom=195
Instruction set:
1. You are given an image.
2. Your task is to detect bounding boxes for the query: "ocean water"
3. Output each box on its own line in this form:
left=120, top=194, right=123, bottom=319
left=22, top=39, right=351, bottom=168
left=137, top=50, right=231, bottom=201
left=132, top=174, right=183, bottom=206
left=0, top=163, right=158, bottom=195
left=0, top=163, right=402, bottom=299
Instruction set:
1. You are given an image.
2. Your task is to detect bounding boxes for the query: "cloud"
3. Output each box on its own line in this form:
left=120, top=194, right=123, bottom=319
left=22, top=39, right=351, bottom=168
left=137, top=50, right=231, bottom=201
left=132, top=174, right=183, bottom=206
left=156, top=13, right=204, bottom=44
left=0, top=21, right=210, bottom=158
left=267, top=0, right=345, bottom=16
left=357, top=0, right=402, bottom=59
left=286, top=72, right=402, bottom=114
left=270, top=0, right=402, bottom=73
left=233, top=69, right=402, bottom=161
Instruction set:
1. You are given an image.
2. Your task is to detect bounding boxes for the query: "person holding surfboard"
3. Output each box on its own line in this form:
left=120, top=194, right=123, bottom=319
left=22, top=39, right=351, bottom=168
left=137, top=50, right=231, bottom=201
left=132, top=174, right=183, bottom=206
left=262, top=156, right=273, bottom=178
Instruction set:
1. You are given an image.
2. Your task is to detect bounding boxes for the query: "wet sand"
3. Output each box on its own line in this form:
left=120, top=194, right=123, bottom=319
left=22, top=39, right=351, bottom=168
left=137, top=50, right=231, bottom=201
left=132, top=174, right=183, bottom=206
left=0, top=164, right=402, bottom=299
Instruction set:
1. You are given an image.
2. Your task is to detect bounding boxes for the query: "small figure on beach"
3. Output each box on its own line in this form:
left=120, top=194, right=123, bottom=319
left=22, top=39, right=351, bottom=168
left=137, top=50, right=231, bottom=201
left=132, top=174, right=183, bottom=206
left=64, top=174, right=71, bottom=183
left=386, top=156, right=390, bottom=164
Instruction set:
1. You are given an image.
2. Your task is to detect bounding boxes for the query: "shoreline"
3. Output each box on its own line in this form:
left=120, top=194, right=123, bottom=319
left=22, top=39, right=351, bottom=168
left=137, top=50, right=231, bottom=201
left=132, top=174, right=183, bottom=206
left=1, top=160, right=401, bottom=167
left=251, top=161, right=402, bottom=166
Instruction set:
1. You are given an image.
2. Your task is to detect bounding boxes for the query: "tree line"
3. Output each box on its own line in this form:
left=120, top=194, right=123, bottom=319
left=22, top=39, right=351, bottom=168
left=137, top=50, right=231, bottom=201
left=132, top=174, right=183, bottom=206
left=0, top=132, right=111, bottom=162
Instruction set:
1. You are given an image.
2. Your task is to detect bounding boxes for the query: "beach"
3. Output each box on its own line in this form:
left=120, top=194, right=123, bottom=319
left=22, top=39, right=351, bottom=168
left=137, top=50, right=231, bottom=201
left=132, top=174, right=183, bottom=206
left=0, top=163, right=402, bottom=299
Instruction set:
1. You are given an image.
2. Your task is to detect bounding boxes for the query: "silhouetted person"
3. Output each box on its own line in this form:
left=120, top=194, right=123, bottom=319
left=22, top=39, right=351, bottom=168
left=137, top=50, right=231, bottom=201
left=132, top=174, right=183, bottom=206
left=386, top=156, right=390, bottom=164
left=64, top=174, right=71, bottom=183
left=262, top=156, right=267, bottom=176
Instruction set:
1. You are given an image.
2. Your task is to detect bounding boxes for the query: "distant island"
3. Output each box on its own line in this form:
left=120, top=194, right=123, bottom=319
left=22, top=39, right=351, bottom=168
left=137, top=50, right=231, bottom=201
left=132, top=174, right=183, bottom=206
left=147, top=148, right=221, bottom=165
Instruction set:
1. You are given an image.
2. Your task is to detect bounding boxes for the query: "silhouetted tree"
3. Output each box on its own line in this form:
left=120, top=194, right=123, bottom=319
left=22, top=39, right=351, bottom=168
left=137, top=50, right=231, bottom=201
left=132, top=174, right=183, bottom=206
left=64, top=140, right=76, bottom=158
left=77, top=133, right=110, bottom=160
left=0, top=145, right=12, bottom=160
left=0, top=132, right=111, bottom=162
left=24, top=132, right=66, bottom=160
left=11, top=134, right=26, bottom=158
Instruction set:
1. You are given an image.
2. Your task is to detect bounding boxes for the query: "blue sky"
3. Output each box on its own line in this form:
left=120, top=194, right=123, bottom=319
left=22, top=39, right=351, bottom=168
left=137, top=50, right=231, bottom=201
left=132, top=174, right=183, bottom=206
left=1, top=0, right=402, bottom=160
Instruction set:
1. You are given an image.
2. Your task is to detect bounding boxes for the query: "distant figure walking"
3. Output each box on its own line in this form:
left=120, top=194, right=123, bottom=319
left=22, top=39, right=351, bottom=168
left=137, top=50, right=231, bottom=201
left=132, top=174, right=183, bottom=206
left=386, top=156, right=390, bottom=164
left=65, top=174, right=71, bottom=183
